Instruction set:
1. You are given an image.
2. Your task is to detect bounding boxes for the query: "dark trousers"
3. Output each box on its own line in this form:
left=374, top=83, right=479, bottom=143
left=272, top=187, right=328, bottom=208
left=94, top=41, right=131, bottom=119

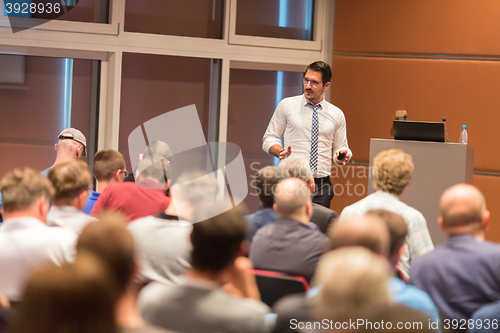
left=313, top=176, right=334, bottom=208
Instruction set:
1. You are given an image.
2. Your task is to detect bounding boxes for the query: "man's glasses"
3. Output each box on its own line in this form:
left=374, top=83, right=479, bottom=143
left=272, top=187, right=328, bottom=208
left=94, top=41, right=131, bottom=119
left=302, top=77, right=321, bottom=88
left=120, top=170, right=130, bottom=177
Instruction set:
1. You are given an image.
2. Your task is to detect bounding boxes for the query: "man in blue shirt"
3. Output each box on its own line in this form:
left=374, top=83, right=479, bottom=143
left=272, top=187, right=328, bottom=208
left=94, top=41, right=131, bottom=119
left=245, top=166, right=286, bottom=242
left=366, top=209, right=439, bottom=323
left=410, top=184, right=500, bottom=322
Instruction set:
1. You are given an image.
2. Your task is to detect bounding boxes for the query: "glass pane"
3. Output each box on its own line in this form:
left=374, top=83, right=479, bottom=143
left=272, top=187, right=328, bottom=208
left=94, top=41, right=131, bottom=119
left=119, top=53, right=218, bottom=175
left=4, top=0, right=109, bottom=24
left=227, top=69, right=304, bottom=212
left=125, top=0, right=223, bottom=39
left=0, top=54, right=98, bottom=180
left=236, top=0, right=314, bottom=41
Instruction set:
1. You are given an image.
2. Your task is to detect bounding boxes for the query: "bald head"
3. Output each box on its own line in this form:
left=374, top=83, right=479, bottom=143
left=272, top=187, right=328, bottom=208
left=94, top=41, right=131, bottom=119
left=274, top=178, right=311, bottom=221
left=56, top=138, right=84, bottom=160
left=329, top=214, right=390, bottom=257
left=440, top=184, right=488, bottom=231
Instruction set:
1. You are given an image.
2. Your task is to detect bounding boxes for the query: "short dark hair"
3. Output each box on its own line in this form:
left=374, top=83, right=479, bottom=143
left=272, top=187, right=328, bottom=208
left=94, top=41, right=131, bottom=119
left=76, top=212, right=134, bottom=298
left=304, top=61, right=332, bottom=84
left=191, top=204, right=246, bottom=273
left=366, top=209, right=408, bottom=258
left=93, top=149, right=126, bottom=181
left=254, top=166, right=288, bottom=208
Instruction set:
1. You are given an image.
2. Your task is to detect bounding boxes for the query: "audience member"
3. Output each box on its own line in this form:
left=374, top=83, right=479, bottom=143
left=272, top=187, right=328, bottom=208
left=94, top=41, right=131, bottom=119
left=77, top=212, right=175, bottom=333
left=92, top=149, right=171, bottom=221
left=328, top=213, right=389, bottom=256
left=128, top=170, right=219, bottom=285
left=0, top=128, right=87, bottom=216
left=139, top=203, right=271, bottom=333
left=84, top=149, right=127, bottom=214
left=41, top=128, right=87, bottom=176
left=366, top=209, right=439, bottom=324
left=312, top=247, right=392, bottom=332
left=0, top=168, right=76, bottom=302
left=469, top=300, right=500, bottom=333
left=271, top=213, right=389, bottom=333
left=246, top=166, right=288, bottom=241
left=280, top=156, right=338, bottom=233
left=46, top=160, right=96, bottom=234
left=249, top=178, right=329, bottom=283
left=339, top=148, right=434, bottom=281
left=125, top=141, right=172, bottom=183
left=8, top=253, right=118, bottom=333
left=410, top=184, right=500, bottom=321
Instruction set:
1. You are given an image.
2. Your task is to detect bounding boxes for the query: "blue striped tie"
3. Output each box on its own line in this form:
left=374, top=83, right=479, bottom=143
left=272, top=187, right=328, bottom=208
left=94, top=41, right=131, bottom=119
left=309, top=102, right=319, bottom=172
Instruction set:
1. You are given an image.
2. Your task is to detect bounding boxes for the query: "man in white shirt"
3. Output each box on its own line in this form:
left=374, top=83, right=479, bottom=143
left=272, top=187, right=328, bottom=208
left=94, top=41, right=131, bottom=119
left=262, top=61, right=352, bottom=208
left=47, top=160, right=96, bottom=235
left=129, top=170, right=219, bottom=285
left=139, top=203, right=270, bottom=333
left=0, top=168, right=76, bottom=302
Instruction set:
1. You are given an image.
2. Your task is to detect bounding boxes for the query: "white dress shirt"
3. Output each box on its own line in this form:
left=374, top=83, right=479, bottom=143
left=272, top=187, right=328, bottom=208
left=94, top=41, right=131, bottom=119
left=262, top=94, right=352, bottom=178
left=0, top=217, right=77, bottom=301
left=47, top=205, right=97, bottom=235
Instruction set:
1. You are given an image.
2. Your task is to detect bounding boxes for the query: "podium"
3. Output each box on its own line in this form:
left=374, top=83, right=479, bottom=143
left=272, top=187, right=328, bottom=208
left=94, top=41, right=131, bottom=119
left=369, top=139, right=474, bottom=246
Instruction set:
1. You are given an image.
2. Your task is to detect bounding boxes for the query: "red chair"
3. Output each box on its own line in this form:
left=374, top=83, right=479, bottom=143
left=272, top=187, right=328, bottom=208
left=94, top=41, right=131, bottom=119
left=252, top=269, right=310, bottom=308
left=396, top=267, right=406, bottom=284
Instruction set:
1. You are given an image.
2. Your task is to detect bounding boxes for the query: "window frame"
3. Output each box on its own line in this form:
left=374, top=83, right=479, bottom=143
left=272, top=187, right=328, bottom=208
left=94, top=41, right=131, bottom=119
left=0, top=0, right=335, bottom=152
left=227, top=0, right=324, bottom=51
left=0, top=0, right=119, bottom=35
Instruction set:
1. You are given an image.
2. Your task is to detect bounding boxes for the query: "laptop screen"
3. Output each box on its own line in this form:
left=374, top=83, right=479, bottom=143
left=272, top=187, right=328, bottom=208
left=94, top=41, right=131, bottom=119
left=393, top=120, right=445, bottom=142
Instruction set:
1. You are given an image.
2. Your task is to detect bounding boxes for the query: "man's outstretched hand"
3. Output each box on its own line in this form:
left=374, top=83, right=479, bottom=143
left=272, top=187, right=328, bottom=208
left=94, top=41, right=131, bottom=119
left=279, top=146, right=292, bottom=161
left=336, top=150, right=349, bottom=165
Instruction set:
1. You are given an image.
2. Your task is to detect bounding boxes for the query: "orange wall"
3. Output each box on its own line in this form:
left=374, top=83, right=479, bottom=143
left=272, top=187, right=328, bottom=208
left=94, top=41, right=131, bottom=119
left=331, top=56, right=500, bottom=169
left=330, top=165, right=369, bottom=215
left=332, top=0, right=500, bottom=242
left=334, top=0, right=500, bottom=56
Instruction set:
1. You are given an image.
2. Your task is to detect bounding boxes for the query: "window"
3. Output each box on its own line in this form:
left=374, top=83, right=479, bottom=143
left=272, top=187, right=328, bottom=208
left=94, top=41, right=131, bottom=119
left=0, top=54, right=99, bottom=178
left=125, top=0, right=224, bottom=39
left=227, top=68, right=304, bottom=211
left=119, top=53, right=220, bottom=173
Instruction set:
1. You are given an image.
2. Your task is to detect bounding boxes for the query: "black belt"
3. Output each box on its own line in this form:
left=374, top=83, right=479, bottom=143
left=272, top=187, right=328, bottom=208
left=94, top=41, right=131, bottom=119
left=314, top=176, right=330, bottom=182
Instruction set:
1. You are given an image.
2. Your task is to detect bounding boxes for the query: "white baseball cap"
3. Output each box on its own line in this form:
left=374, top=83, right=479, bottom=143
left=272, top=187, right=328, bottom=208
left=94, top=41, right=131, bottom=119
left=58, top=128, right=87, bottom=157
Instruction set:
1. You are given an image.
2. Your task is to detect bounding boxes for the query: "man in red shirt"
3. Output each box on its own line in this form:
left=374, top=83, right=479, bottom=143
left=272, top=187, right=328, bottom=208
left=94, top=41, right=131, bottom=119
left=92, top=152, right=171, bottom=222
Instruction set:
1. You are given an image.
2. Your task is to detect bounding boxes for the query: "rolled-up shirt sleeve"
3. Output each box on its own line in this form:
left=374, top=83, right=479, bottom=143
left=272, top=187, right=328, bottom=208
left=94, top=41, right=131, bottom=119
left=331, top=111, right=352, bottom=165
left=262, top=102, right=286, bottom=154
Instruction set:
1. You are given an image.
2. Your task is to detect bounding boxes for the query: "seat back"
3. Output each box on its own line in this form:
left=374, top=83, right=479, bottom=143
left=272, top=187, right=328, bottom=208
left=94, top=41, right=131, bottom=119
left=252, top=269, right=310, bottom=308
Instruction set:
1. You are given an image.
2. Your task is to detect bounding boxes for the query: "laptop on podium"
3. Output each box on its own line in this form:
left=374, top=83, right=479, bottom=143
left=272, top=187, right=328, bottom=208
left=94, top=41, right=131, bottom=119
left=393, top=120, right=445, bottom=142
